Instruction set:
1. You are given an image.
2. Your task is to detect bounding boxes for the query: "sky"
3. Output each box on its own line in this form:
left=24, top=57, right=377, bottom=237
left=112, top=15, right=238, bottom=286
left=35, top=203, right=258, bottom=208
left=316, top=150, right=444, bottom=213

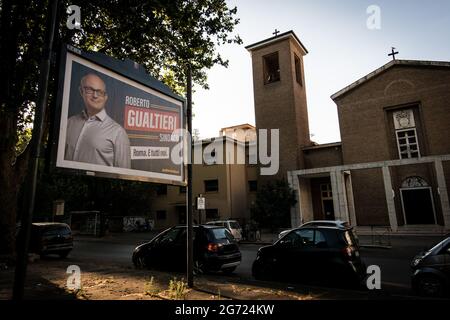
left=192, top=0, right=450, bottom=143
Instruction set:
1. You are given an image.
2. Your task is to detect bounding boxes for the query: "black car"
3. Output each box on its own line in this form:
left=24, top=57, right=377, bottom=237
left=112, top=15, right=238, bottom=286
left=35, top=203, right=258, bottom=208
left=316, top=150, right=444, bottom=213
left=29, top=223, right=73, bottom=258
left=132, top=225, right=241, bottom=274
left=252, top=226, right=366, bottom=287
left=411, top=236, right=450, bottom=297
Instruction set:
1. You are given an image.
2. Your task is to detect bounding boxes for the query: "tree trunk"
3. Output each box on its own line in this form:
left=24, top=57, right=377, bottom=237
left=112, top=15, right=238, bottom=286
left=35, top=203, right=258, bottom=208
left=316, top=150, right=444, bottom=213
left=0, top=113, right=19, bottom=260
left=0, top=0, right=36, bottom=260
left=0, top=170, right=19, bottom=260
left=0, top=113, right=33, bottom=261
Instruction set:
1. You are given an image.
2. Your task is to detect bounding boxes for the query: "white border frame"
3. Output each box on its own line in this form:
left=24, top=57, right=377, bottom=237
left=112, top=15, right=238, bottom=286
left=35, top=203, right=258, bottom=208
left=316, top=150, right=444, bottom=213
left=55, top=52, right=184, bottom=184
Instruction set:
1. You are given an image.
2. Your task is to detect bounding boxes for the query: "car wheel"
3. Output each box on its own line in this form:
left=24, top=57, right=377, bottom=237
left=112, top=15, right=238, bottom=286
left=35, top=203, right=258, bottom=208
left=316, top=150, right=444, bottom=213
left=417, top=274, right=445, bottom=297
left=193, top=260, right=205, bottom=275
left=222, top=267, right=236, bottom=275
left=253, top=261, right=273, bottom=281
left=134, top=256, right=146, bottom=269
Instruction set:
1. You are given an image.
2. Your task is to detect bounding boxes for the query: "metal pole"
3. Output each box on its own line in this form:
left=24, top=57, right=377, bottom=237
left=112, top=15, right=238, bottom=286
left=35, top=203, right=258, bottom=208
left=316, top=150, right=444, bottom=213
left=12, top=0, right=60, bottom=300
left=198, top=194, right=202, bottom=225
left=186, top=64, right=194, bottom=288
left=94, top=213, right=98, bottom=237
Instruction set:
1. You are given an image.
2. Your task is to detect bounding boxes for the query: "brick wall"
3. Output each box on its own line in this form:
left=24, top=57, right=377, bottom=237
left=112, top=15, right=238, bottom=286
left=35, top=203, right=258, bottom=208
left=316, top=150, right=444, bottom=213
left=250, top=37, right=310, bottom=180
left=351, top=168, right=390, bottom=226
left=303, top=145, right=343, bottom=169
left=334, top=65, right=450, bottom=165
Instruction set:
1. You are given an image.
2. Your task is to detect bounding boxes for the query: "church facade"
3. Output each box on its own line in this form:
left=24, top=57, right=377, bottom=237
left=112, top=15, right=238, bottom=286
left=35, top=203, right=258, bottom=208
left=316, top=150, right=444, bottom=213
left=247, top=31, right=450, bottom=234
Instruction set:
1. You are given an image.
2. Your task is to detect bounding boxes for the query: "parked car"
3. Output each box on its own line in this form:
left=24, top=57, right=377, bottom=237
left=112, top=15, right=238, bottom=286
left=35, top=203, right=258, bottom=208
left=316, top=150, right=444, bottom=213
left=132, top=225, right=241, bottom=274
left=411, top=236, right=450, bottom=297
left=206, top=220, right=243, bottom=242
left=278, top=220, right=351, bottom=239
left=252, top=225, right=366, bottom=288
left=29, top=223, right=73, bottom=258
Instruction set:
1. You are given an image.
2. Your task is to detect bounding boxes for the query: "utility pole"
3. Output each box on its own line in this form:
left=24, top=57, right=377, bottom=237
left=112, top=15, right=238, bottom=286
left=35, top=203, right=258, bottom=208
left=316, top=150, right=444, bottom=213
left=186, top=64, right=194, bottom=288
left=13, top=0, right=60, bottom=300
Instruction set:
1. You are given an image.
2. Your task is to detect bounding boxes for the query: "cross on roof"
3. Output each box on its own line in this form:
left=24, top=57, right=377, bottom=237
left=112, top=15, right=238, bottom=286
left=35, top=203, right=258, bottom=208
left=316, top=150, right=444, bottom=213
left=388, top=47, right=399, bottom=60
left=273, top=29, right=280, bottom=37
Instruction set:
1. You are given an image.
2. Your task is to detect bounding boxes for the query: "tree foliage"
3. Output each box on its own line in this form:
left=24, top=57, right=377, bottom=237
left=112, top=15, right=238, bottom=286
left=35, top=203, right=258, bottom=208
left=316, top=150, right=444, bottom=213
left=74, top=0, right=241, bottom=93
left=33, top=167, right=154, bottom=220
left=0, top=0, right=241, bottom=256
left=251, top=180, right=297, bottom=231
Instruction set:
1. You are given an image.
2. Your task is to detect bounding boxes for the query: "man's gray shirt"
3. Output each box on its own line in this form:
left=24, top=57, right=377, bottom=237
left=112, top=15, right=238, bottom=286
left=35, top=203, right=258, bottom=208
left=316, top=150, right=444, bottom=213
left=65, top=109, right=131, bottom=168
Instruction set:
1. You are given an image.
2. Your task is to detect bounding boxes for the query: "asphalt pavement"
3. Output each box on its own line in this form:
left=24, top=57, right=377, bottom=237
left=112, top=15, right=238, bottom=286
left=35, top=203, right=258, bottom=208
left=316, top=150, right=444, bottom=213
left=68, top=232, right=445, bottom=297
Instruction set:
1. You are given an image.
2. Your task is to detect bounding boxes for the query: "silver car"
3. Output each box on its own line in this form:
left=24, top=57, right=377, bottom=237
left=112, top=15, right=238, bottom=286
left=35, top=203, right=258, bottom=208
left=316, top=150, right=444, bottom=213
left=278, top=220, right=351, bottom=239
left=206, top=220, right=243, bottom=242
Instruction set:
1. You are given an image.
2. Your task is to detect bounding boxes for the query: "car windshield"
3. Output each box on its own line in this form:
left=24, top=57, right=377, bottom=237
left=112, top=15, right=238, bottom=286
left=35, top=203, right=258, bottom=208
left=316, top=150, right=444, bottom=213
left=229, top=222, right=240, bottom=229
left=427, top=237, right=450, bottom=254
left=154, top=228, right=180, bottom=245
left=42, top=226, right=71, bottom=236
left=209, top=228, right=235, bottom=242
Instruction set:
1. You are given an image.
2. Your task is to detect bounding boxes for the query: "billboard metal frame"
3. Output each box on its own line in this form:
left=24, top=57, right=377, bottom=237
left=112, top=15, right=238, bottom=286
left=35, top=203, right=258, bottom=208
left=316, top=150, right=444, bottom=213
left=51, top=44, right=186, bottom=186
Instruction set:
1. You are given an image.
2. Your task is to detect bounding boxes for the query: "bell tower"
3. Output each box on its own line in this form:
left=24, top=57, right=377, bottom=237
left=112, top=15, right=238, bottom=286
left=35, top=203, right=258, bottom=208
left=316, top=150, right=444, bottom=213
left=246, top=30, right=311, bottom=179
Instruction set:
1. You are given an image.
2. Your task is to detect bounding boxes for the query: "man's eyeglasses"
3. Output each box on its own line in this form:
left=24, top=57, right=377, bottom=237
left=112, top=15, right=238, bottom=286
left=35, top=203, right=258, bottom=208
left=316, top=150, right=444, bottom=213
left=82, top=86, right=106, bottom=97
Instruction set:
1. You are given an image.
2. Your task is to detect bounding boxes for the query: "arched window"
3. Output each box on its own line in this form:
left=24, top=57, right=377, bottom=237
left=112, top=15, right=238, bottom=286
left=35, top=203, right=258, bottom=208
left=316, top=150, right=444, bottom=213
left=401, top=176, right=429, bottom=189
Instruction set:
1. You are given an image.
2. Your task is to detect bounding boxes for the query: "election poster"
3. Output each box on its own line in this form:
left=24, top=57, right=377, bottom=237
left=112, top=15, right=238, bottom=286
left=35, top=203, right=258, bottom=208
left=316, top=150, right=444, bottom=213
left=54, top=46, right=185, bottom=185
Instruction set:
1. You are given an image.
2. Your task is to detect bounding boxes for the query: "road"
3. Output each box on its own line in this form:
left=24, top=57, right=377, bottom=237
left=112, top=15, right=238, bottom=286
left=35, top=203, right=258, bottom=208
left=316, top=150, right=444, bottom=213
left=67, top=233, right=442, bottom=296
left=70, top=235, right=259, bottom=277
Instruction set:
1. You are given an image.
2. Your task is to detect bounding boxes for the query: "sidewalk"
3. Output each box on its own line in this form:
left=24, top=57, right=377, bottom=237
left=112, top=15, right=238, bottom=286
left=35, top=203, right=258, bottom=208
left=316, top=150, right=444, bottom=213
left=0, top=258, right=419, bottom=300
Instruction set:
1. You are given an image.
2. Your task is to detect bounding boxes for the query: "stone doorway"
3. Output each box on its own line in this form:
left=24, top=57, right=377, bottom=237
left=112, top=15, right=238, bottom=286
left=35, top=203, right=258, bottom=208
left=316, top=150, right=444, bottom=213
left=400, top=177, right=436, bottom=225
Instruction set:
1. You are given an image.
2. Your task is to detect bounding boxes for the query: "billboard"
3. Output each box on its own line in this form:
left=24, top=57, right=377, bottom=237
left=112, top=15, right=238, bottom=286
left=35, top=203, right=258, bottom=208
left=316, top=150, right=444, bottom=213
left=53, top=45, right=185, bottom=185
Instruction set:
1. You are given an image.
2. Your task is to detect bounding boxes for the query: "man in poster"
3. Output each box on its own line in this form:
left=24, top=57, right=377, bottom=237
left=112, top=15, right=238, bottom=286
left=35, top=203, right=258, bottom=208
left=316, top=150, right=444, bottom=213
left=64, top=73, right=131, bottom=168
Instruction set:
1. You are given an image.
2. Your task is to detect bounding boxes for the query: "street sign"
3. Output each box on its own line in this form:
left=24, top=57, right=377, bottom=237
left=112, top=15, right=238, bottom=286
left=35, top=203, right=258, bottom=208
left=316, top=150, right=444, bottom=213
left=53, top=200, right=65, bottom=216
left=197, top=196, right=205, bottom=210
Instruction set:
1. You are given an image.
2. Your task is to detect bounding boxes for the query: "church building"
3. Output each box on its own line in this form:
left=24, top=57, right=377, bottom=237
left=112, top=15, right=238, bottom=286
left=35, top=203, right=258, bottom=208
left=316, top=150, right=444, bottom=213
left=246, top=30, right=450, bottom=234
